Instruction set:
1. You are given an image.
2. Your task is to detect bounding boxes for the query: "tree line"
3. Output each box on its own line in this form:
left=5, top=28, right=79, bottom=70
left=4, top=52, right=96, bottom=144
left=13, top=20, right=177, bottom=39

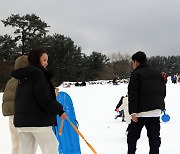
left=0, top=14, right=179, bottom=90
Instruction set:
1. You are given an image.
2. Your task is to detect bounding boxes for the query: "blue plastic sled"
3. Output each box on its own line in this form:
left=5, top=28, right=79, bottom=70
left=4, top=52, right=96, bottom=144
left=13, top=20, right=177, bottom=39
left=54, top=91, right=81, bottom=154
left=161, top=110, right=170, bottom=122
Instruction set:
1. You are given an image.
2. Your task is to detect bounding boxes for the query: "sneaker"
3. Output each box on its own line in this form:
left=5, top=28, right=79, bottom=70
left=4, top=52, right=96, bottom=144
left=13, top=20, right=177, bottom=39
left=114, top=115, right=118, bottom=119
left=122, top=119, right=126, bottom=122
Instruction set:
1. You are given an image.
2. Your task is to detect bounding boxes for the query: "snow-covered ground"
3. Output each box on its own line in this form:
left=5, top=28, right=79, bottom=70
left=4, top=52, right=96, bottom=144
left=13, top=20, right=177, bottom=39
left=0, top=78, right=179, bottom=154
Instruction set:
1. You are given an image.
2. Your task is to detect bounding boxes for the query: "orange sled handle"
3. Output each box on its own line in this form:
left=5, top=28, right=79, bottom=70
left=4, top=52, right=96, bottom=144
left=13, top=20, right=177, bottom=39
left=67, top=118, right=97, bottom=154
left=58, top=119, right=64, bottom=135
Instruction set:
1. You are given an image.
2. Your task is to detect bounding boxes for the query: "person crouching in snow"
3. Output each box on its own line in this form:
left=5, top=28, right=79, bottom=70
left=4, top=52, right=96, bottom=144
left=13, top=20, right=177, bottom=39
left=115, top=95, right=131, bottom=135
left=115, top=96, right=125, bottom=121
left=115, top=95, right=131, bottom=124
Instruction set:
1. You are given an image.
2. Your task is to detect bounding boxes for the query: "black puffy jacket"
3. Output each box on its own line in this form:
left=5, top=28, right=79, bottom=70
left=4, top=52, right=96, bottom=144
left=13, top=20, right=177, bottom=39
left=128, top=64, right=166, bottom=115
left=12, top=64, right=64, bottom=127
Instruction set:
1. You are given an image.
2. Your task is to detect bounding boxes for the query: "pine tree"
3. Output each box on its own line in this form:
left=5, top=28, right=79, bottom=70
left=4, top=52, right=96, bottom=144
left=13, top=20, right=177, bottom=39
left=1, top=14, right=50, bottom=55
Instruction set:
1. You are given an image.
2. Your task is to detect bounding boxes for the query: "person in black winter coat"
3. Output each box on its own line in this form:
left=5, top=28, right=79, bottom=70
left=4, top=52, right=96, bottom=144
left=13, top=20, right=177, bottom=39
left=127, top=51, right=166, bottom=154
left=12, top=48, right=67, bottom=154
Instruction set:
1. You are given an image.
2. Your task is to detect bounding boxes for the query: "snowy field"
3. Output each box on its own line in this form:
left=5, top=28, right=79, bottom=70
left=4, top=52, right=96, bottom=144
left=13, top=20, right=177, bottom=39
left=0, top=78, right=180, bottom=154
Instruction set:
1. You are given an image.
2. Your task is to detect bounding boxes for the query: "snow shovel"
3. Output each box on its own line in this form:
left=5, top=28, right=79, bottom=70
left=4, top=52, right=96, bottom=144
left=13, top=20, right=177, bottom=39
left=161, top=110, right=170, bottom=122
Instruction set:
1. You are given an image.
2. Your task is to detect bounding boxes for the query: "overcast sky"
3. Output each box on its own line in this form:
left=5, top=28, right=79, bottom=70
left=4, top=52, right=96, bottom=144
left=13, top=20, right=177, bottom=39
left=0, top=0, right=180, bottom=57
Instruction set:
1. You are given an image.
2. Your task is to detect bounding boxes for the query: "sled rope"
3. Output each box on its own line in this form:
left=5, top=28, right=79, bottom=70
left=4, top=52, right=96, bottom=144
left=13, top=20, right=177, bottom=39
left=58, top=119, right=64, bottom=135
left=67, top=118, right=97, bottom=154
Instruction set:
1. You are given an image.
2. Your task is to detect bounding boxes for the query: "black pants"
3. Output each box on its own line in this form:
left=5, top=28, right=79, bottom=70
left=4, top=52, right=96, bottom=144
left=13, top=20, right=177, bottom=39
left=127, top=117, right=161, bottom=154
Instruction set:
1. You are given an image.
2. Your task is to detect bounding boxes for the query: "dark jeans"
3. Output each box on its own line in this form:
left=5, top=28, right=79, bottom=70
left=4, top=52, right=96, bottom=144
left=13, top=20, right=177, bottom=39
left=127, top=117, right=161, bottom=154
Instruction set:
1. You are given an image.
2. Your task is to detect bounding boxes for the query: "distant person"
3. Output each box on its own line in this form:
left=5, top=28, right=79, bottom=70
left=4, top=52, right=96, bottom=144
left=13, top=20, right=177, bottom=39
left=75, top=82, right=80, bottom=86
left=115, top=95, right=131, bottom=135
left=171, top=74, right=177, bottom=84
left=127, top=51, right=166, bottom=154
left=2, top=55, right=28, bottom=154
left=178, top=74, right=180, bottom=82
left=115, top=96, right=125, bottom=122
left=115, top=95, right=131, bottom=124
left=11, top=48, right=67, bottom=154
left=80, top=81, right=86, bottom=86
left=161, top=72, right=167, bottom=84
left=113, top=78, right=118, bottom=85
left=64, top=83, right=71, bottom=88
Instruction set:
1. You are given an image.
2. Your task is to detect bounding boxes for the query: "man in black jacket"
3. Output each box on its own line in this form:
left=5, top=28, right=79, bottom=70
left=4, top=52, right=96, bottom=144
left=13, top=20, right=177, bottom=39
left=127, top=51, right=166, bottom=154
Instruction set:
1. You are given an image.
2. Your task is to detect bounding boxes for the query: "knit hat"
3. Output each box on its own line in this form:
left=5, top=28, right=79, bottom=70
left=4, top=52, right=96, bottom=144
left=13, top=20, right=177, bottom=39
left=132, top=51, right=147, bottom=64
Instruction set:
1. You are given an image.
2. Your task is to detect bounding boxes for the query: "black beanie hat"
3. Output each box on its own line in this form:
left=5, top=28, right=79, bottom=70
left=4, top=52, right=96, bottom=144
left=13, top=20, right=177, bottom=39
left=132, top=51, right=147, bottom=64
